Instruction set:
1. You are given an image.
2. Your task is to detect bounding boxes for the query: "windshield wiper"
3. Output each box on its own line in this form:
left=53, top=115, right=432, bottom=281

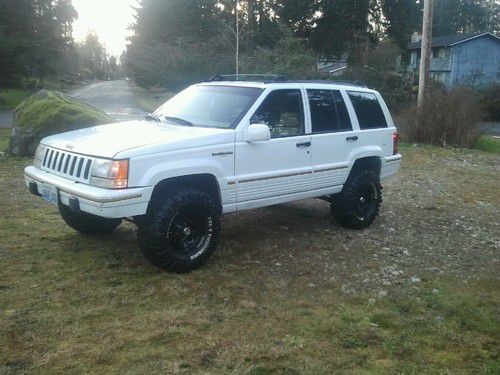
left=164, top=116, right=193, bottom=126
left=145, top=113, right=160, bottom=122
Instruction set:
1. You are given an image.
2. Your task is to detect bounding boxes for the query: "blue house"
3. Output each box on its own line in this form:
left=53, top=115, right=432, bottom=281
left=407, top=32, right=500, bottom=88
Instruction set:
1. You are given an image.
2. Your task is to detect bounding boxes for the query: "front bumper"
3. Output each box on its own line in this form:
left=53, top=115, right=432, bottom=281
left=24, top=166, right=153, bottom=218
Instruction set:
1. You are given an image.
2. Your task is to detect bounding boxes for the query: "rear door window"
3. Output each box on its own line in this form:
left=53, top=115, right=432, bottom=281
left=307, top=89, right=352, bottom=133
left=347, top=91, right=387, bottom=129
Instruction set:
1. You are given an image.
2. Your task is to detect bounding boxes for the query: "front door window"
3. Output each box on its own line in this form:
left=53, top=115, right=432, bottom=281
left=250, top=89, right=304, bottom=138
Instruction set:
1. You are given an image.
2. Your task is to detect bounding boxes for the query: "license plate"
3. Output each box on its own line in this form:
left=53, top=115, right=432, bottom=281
left=41, top=184, right=58, bottom=206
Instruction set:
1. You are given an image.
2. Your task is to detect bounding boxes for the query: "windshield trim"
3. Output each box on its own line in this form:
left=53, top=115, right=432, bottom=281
left=153, top=85, right=264, bottom=130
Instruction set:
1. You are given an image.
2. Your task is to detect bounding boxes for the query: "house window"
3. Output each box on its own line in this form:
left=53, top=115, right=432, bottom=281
left=430, top=72, right=446, bottom=84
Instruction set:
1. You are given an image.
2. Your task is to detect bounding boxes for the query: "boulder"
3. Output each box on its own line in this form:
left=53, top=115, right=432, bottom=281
left=9, top=90, right=113, bottom=156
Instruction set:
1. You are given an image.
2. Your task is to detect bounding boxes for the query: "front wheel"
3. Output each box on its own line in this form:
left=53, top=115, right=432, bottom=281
left=59, top=204, right=122, bottom=235
left=331, top=170, right=382, bottom=229
left=137, top=189, right=220, bottom=272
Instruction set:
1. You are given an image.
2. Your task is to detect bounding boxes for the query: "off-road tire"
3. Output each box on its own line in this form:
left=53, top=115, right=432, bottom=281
left=137, top=189, right=220, bottom=273
left=59, top=204, right=122, bottom=235
left=331, top=170, right=382, bottom=229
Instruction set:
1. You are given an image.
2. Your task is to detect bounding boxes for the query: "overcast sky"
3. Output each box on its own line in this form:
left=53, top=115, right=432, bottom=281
left=72, top=0, right=138, bottom=57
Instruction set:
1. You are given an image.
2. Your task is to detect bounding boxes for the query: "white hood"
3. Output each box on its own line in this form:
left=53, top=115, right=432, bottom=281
left=41, top=121, right=234, bottom=158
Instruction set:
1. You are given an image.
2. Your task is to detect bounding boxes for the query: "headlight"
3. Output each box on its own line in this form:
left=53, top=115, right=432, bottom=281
left=90, top=159, right=129, bottom=189
left=34, top=144, right=47, bottom=168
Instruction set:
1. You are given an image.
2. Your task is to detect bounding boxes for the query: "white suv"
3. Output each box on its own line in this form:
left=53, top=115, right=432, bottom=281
left=25, top=76, right=401, bottom=272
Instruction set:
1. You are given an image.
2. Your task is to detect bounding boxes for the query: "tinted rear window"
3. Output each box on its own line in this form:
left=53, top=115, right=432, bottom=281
left=348, top=92, right=387, bottom=129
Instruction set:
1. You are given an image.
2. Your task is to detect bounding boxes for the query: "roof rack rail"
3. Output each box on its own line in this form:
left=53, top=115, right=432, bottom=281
left=286, top=80, right=367, bottom=88
left=330, top=80, right=367, bottom=87
left=209, top=74, right=288, bottom=83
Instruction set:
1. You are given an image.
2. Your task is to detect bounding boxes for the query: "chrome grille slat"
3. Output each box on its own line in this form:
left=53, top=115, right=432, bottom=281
left=46, top=150, right=54, bottom=167
left=57, top=153, right=65, bottom=172
left=52, top=151, right=59, bottom=170
left=63, top=154, right=70, bottom=174
left=43, top=148, right=49, bottom=166
left=76, top=158, right=84, bottom=178
left=39, top=147, right=94, bottom=183
left=69, top=156, right=77, bottom=176
left=84, top=159, right=92, bottom=179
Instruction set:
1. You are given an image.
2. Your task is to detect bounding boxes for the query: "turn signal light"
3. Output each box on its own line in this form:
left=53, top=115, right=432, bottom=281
left=110, top=160, right=129, bottom=180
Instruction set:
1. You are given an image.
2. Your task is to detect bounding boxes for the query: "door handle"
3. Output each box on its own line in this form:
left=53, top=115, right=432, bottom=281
left=296, top=141, right=311, bottom=148
left=346, top=136, right=358, bottom=142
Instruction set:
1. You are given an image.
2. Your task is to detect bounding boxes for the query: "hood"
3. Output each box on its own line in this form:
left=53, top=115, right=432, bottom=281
left=41, top=120, right=234, bottom=158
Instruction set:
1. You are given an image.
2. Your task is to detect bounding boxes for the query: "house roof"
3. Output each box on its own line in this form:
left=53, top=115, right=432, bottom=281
left=317, top=61, right=348, bottom=74
left=407, top=32, right=500, bottom=50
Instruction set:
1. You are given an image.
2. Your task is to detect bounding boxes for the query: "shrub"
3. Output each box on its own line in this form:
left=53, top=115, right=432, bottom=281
left=398, top=87, right=481, bottom=148
left=478, top=84, right=500, bottom=121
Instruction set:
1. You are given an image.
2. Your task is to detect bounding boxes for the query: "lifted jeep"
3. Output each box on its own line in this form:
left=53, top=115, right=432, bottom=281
left=25, top=76, right=401, bottom=272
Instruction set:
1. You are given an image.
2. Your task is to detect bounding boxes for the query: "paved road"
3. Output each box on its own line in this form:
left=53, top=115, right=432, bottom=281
left=478, top=122, right=500, bottom=136
left=0, top=80, right=147, bottom=129
left=70, top=80, right=147, bottom=122
left=0, top=109, right=13, bottom=129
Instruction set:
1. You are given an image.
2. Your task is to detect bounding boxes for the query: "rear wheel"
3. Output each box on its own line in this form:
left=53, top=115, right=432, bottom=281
left=59, top=204, right=122, bottom=235
left=331, top=170, right=382, bottom=229
left=137, top=188, right=220, bottom=272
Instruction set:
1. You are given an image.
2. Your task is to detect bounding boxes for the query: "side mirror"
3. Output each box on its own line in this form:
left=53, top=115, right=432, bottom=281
left=246, top=124, right=271, bottom=143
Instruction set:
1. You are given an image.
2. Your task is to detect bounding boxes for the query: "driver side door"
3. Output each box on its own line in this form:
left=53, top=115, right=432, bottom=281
left=234, top=88, right=312, bottom=209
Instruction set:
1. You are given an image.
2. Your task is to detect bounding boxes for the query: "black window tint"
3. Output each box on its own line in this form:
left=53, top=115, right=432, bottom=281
left=308, top=89, right=338, bottom=132
left=250, top=90, right=304, bottom=138
left=332, top=90, right=352, bottom=130
left=348, top=92, right=387, bottom=129
left=308, top=89, right=352, bottom=133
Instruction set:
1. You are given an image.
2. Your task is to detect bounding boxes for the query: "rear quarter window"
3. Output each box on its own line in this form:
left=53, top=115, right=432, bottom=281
left=347, top=91, right=387, bottom=129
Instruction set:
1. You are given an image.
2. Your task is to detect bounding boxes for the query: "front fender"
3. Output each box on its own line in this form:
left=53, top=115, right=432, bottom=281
left=132, top=157, right=228, bottom=187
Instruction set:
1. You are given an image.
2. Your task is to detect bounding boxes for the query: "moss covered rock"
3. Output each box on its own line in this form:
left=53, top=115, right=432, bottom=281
left=9, top=90, right=113, bottom=156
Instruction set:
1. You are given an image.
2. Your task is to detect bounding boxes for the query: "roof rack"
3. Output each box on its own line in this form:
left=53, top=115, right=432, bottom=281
left=286, top=80, right=367, bottom=88
left=209, top=74, right=288, bottom=83
left=207, top=75, right=367, bottom=88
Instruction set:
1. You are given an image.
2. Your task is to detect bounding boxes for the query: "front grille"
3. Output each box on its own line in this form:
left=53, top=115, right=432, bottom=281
left=41, top=147, right=94, bottom=183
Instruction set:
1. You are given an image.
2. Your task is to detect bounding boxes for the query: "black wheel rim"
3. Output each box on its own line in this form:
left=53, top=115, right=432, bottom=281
left=354, top=182, right=377, bottom=221
left=166, top=204, right=213, bottom=260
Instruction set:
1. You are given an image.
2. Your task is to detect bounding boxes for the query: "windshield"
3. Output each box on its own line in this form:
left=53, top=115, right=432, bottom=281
left=154, top=85, right=263, bottom=129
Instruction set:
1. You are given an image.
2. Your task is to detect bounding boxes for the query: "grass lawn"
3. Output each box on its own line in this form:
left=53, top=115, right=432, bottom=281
left=132, top=86, right=175, bottom=113
left=0, top=135, right=499, bottom=373
left=0, top=128, right=10, bottom=151
left=0, top=89, right=32, bottom=110
left=476, top=135, right=500, bottom=155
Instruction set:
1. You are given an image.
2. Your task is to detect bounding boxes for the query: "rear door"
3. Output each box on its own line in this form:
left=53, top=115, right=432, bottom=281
left=345, top=91, right=395, bottom=157
left=306, top=88, right=357, bottom=192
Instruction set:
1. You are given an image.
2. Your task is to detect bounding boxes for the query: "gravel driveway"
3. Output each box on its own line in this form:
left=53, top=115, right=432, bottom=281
left=70, top=80, right=147, bottom=122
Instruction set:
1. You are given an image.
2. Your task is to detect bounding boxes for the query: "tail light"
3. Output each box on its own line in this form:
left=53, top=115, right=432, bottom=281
left=393, top=132, right=399, bottom=155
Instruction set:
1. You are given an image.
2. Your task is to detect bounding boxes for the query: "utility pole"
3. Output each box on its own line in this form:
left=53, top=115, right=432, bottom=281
left=418, top=0, right=434, bottom=108
left=235, top=0, right=239, bottom=75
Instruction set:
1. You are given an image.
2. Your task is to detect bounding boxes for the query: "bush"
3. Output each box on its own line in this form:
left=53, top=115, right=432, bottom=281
left=478, top=84, right=500, bottom=121
left=398, top=87, right=481, bottom=148
left=9, top=90, right=113, bottom=156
